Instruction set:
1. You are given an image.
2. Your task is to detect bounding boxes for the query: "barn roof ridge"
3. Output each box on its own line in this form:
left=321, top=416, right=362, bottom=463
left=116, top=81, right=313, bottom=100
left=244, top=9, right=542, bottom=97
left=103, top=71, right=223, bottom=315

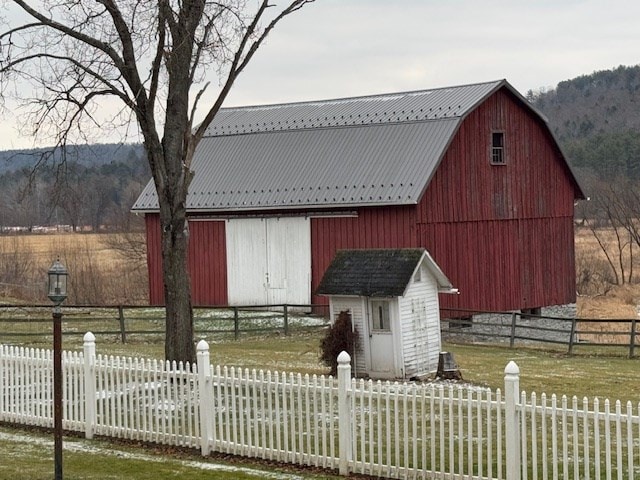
left=219, top=79, right=505, bottom=112
left=204, top=80, right=505, bottom=137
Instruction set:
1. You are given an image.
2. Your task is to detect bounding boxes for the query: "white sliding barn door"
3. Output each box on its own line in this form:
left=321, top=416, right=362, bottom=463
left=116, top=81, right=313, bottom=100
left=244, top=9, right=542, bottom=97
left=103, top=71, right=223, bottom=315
left=226, top=217, right=311, bottom=305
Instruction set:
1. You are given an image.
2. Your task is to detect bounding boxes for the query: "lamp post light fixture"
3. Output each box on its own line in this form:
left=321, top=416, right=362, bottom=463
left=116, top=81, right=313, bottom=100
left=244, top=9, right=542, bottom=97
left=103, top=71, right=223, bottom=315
left=48, top=259, right=68, bottom=480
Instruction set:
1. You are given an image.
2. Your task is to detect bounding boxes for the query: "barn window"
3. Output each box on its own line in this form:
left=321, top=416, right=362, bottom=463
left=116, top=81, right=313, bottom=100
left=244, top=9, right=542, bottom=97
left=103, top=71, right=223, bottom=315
left=491, top=131, right=505, bottom=165
left=371, top=300, right=391, bottom=331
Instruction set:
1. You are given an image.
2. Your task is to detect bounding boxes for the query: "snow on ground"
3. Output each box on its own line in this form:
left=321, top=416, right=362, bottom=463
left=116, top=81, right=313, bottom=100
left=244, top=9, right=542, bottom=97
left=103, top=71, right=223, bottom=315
left=0, top=430, right=308, bottom=480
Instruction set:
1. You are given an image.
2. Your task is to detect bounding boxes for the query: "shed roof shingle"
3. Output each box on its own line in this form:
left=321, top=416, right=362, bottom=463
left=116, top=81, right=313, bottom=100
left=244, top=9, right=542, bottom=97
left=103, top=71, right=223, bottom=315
left=316, top=249, right=453, bottom=297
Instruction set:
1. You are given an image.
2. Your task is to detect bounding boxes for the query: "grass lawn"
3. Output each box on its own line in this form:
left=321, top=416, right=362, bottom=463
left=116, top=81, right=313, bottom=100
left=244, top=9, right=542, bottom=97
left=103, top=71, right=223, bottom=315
left=0, top=425, right=342, bottom=480
left=3, top=329, right=640, bottom=478
left=5, top=325, right=640, bottom=402
left=444, top=341, right=640, bottom=404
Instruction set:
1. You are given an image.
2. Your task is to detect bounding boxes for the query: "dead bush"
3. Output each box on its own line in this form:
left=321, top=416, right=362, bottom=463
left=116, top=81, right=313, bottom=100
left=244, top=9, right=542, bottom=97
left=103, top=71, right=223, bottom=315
left=576, top=251, right=617, bottom=296
left=0, top=235, right=40, bottom=301
left=320, top=310, right=359, bottom=375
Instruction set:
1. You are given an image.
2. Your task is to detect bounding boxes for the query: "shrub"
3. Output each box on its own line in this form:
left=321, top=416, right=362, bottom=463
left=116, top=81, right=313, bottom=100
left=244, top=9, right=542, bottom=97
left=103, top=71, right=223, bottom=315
left=320, top=310, right=358, bottom=375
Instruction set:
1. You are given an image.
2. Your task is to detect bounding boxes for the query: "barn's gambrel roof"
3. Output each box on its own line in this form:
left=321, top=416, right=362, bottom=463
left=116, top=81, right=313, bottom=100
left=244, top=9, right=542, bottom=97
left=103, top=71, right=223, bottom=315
left=132, top=79, right=583, bottom=213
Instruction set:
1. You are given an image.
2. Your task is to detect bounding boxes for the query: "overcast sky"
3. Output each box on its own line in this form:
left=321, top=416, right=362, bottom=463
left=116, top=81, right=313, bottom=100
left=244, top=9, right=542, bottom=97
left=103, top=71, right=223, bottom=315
left=1, top=0, right=639, bottom=150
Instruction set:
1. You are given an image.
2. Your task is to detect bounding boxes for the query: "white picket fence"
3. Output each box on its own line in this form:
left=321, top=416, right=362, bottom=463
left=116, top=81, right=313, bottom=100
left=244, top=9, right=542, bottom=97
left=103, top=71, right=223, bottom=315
left=1, top=333, right=639, bottom=479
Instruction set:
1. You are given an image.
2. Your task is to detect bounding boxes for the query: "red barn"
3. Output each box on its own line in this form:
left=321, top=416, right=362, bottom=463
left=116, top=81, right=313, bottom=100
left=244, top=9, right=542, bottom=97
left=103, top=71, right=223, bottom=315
left=132, top=80, right=584, bottom=313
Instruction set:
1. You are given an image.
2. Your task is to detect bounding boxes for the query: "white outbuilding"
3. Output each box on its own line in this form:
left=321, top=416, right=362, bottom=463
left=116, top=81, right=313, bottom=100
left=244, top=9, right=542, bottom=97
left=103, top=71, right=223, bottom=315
left=316, top=248, right=457, bottom=380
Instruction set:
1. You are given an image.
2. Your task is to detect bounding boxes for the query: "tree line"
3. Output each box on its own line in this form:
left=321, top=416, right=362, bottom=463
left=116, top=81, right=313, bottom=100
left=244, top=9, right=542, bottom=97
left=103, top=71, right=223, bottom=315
left=0, top=145, right=149, bottom=232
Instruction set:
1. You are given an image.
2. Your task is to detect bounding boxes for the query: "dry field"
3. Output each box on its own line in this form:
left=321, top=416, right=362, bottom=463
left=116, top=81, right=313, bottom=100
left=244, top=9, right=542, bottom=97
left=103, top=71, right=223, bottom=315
left=0, top=232, right=148, bottom=304
left=574, top=226, right=640, bottom=343
left=1, top=228, right=638, bottom=316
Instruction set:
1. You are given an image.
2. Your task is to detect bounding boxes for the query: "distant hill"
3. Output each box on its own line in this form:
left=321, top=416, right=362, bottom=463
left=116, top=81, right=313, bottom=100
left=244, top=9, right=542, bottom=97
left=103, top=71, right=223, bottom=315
left=528, top=65, right=640, bottom=180
left=0, top=143, right=149, bottom=231
left=0, top=143, right=145, bottom=174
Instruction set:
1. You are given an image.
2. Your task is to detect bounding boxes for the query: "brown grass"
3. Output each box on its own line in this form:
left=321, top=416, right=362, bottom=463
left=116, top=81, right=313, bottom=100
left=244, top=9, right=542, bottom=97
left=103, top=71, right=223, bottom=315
left=574, top=226, right=640, bottom=343
left=0, top=232, right=148, bottom=304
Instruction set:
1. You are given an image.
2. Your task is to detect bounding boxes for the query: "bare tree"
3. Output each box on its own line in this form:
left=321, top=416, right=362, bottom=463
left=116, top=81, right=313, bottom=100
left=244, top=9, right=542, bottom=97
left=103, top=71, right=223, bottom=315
left=583, top=174, right=638, bottom=289
left=0, top=0, right=314, bottom=362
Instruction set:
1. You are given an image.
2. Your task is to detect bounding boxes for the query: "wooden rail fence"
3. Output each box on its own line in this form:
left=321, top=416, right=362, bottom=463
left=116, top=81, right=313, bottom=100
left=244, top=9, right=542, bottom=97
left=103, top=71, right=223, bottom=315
left=442, top=307, right=640, bottom=357
left=0, top=304, right=329, bottom=343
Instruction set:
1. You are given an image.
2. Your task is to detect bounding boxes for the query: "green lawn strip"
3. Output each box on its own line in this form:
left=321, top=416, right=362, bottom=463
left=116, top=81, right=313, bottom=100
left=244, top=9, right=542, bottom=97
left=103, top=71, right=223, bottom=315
left=5, top=325, right=640, bottom=403
left=444, top=342, right=640, bottom=404
left=0, top=426, right=342, bottom=480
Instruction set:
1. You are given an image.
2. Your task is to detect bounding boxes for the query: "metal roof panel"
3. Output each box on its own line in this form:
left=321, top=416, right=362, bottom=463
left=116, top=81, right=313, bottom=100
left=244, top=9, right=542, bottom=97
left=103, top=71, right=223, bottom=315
left=203, top=80, right=502, bottom=137
left=132, top=118, right=460, bottom=212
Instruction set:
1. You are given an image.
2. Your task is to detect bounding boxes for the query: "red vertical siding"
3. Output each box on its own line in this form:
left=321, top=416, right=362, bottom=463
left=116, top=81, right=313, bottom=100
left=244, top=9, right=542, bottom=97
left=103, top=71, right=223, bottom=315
left=420, top=218, right=576, bottom=312
left=144, top=215, right=228, bottom=306
left=144, top=214, right=164, bottom=305
left=415, top=88, right=578, bottom=312
left=311, top=206, right=417, bottom=304
left=189, top=221, right=228, bottom=306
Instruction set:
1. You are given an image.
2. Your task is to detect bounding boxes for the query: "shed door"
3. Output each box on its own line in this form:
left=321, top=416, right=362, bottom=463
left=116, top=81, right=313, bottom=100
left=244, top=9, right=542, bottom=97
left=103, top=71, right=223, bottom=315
left=368, top=299, right=395, bottom=375
left=226, top=217, right=311, bottom=305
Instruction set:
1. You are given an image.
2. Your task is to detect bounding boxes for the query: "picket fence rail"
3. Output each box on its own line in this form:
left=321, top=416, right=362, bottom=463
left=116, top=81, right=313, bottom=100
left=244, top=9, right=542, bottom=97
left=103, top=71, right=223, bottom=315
left=1, top=333, right=639, bottom=479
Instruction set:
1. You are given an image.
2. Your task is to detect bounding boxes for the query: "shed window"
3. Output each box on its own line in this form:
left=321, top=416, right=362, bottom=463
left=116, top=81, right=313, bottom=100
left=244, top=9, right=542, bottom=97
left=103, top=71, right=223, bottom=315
left=491, top=132, right=505, bottom=165
left=371, top=300, right=391, bottom=331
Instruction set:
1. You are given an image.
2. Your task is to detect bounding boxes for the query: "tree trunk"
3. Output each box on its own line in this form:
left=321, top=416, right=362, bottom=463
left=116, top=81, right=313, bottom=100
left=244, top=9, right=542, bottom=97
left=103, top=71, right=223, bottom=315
left=160, top=206, right=195, bottom=363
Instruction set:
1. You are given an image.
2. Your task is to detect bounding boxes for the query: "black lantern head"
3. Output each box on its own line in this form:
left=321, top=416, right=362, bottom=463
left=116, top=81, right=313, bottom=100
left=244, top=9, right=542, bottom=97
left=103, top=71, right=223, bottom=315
left=48, top=259, right=68, bottom=305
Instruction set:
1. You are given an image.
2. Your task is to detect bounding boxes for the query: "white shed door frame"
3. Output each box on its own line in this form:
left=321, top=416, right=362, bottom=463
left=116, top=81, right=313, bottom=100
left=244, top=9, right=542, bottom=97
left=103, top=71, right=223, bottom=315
left=226, top=217, right=311, bottom=305
left=366, top=297, right=399, bottom=378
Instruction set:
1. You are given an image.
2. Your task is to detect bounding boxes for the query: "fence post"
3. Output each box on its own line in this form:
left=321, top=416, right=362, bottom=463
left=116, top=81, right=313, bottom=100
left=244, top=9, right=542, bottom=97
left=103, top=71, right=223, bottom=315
left=337, top=351, right=352, bottom=476
left=629, top=318, right=637, bottom=359
left=505, top=361, right=521, bottom=480
left=568, top=317, right=577, bottom=354
left=83, top=332, right=96, bottom=440
left=283, top=305, right=289, bottom=336
left=197, top=339, right=214, bottom=456
left=118, top=306, right=127, bottom=344
left=509, top=312, right=517, bottom=348
left=233, top=307, right=239, bottom=340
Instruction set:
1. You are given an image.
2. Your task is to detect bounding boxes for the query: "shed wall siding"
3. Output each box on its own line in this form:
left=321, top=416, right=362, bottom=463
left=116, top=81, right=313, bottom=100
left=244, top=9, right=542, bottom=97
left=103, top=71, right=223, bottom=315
left=398, top=265, right=441, bottom=377
left=329, top=297, right=366, bottom=375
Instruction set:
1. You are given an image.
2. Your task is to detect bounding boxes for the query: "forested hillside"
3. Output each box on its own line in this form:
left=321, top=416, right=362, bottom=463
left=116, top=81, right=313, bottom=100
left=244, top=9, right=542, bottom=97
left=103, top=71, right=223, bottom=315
left=0, top=144, right=149, bottom=231
left=528, top=64, right=640, bottom=180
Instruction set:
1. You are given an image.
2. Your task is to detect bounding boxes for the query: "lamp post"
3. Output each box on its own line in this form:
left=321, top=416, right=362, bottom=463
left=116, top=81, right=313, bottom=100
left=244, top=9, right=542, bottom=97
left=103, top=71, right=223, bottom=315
left=48, top=259, right=68, bottom=480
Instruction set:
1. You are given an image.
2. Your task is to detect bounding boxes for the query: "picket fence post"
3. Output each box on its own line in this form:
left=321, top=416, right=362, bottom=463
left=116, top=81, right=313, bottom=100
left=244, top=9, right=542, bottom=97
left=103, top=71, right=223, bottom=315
left=505, top=361, right=521, bottom=480
left=337, top=351, right=352, bottom=476
left=197, top=339, right=214, bottom=456
left=83, top=332, right=96, bottom=440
